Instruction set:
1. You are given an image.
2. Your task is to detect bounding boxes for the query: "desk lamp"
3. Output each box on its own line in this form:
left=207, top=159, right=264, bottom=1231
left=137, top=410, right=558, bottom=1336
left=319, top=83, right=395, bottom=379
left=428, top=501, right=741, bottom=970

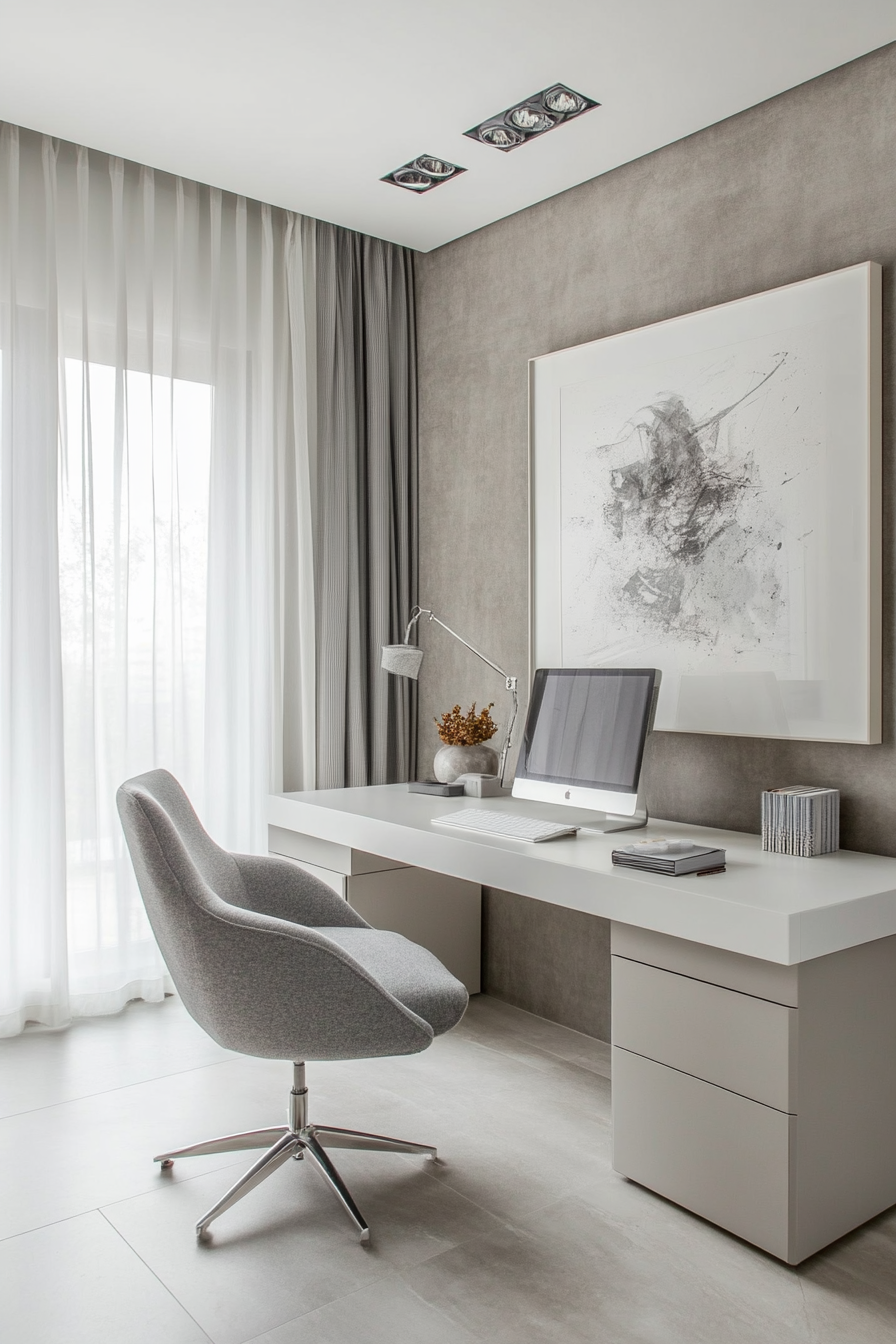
left=381, top=606, right=519, bottom=785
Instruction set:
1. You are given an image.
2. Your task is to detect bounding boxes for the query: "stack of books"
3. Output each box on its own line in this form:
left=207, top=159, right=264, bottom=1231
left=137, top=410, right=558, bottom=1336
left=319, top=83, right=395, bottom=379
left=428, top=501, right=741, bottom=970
left=761, top=786, right=840, bottom=857
left=611, top=840, right=726, bottom=876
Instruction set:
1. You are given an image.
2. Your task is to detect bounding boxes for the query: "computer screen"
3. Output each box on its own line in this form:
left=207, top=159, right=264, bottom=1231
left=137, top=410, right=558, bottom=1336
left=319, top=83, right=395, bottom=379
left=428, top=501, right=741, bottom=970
left=513, top=668, right=659, bottom=817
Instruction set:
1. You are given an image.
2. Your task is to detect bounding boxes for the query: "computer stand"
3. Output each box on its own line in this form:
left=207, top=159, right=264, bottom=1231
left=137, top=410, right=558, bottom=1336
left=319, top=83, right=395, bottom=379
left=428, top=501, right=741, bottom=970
left=579, top=807, right=649, bottom=835
left=576, top=780, right=651, bottom=833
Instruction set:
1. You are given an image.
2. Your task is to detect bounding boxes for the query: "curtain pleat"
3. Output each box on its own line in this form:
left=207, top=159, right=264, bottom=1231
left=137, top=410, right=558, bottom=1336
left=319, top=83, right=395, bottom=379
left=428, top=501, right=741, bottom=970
left=0, top=122, right=315, bottom=1035
left=314, top=222, right=418, bottom=788
left=0, top=126, right=70, bottom=1033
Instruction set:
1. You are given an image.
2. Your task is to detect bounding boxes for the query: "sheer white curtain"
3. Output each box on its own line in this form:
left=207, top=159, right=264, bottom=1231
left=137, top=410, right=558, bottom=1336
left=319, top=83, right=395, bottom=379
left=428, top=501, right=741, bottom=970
left=0, top=124, right=316, bottom=1036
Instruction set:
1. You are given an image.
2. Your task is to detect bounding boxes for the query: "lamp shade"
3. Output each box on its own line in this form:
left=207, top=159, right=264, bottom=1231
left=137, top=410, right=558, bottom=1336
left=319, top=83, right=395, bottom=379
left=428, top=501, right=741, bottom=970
left=381, top=644, right=424, bottom=680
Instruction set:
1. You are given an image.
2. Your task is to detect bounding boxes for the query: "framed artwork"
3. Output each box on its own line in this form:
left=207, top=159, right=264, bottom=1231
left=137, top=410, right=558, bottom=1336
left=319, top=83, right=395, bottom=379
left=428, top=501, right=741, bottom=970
left=529, top=262, right=882, bottom=743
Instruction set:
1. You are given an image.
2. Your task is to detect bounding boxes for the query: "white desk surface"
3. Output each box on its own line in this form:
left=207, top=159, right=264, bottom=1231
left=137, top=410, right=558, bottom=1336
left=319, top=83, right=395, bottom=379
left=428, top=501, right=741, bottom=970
left=268, top=785, right=896, bottom=966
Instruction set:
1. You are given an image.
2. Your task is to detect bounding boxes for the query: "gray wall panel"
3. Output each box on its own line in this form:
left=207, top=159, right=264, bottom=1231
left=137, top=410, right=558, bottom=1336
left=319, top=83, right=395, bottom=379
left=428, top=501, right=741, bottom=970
left=482, top=889, right=611, bottom=1039
left=416, top=44, right=896, bottom=1036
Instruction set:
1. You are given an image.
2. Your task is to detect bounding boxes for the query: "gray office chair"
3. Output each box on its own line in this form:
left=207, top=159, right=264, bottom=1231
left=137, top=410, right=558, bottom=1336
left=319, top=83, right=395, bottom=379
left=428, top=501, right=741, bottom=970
left=116, top=769, right=468, bottom=1243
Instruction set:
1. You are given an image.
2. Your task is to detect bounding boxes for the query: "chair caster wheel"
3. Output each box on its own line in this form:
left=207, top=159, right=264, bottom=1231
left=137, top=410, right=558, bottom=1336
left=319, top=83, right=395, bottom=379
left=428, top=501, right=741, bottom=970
left=160, top=1159, right=175, bottom=1169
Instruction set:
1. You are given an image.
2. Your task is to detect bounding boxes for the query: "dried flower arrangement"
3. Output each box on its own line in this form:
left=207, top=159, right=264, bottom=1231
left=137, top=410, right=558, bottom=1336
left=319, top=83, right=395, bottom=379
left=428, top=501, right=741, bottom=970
left=435, top=702, right=497, bottom=746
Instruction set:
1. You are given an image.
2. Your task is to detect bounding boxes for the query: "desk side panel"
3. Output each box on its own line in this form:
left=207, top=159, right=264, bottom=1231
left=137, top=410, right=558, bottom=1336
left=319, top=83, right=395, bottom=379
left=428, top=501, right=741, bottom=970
left=793, top=934, right=896, bottom=1261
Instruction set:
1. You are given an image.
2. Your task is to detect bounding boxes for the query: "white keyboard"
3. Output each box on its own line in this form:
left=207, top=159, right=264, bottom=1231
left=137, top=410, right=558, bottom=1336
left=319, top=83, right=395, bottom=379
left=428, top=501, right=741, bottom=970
left=432, top=809, right=579, bottom=843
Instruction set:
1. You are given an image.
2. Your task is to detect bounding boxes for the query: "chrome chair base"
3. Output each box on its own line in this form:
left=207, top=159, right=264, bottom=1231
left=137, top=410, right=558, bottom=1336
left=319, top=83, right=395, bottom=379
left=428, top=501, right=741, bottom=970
left=153, top=1063, right=437, bottom=1243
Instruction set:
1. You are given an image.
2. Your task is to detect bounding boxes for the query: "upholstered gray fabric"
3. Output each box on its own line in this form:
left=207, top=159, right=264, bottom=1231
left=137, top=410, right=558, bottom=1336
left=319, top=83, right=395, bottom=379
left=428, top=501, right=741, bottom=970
left=229, top=854, right=367, bottom=928
left=318, top=928, right=468, bottom=1037
left=116, top=770, right=468, bottom=1061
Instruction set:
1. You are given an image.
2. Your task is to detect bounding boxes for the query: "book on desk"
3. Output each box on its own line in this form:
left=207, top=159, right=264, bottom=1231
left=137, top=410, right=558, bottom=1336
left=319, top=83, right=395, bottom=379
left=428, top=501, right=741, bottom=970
left=611, top=841, right=727, bottom=876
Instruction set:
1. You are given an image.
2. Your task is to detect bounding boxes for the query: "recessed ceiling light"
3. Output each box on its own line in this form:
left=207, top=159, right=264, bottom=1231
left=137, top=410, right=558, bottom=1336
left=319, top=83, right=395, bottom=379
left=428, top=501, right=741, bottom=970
left=543, top=87, right=587, bottom=115
left=415, top=156, right=456, bottom=178
left=509, top=106, right=554, bottom=134
left=382, top=155, right=466, bottom=193
left=479, top=125, right=524, bottom=150
left=465, top=84, right=599, bottom=153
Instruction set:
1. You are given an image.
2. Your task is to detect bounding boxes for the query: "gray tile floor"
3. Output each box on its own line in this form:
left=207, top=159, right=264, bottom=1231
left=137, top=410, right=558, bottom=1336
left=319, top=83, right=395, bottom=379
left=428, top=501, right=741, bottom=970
left=2, top=995, right=895, bottom=1343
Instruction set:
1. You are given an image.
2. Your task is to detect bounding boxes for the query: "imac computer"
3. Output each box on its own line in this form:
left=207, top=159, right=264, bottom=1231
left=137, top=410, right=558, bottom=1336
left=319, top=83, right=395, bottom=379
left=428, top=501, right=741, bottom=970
left=512, top=667, right=661, bottom=833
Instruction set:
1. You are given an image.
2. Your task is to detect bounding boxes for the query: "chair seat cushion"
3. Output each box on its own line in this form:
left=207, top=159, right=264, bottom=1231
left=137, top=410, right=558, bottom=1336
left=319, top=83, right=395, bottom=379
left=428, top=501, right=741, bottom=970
left=318, top=928, right=468, bottom=1037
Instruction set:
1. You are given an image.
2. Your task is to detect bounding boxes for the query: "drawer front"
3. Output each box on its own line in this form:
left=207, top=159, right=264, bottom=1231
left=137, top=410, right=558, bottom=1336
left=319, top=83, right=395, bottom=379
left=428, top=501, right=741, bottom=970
left=267, top=826, right=406, bottom=875
left=612, top=1046, right=794, bottom=1261
left=613, top=955, right=797, bottom=1112
left=611, top=922, right=798, bottom=1007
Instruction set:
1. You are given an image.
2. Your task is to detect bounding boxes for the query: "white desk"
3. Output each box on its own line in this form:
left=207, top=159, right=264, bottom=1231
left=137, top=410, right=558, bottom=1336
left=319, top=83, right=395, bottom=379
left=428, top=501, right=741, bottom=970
left=268, top=784, right=896, bottom=1264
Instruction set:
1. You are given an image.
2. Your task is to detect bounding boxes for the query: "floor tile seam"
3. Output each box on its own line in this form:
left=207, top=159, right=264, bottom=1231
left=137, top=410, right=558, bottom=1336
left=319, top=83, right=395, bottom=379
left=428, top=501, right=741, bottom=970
left=0, top=1205, right=105, bottom=1247
left=0, top=1154, right=263, bottom=1244
left=0, top=1054, right=239, bottom=1121
left=235, top=1271, right=410, bottom=1344
left=93, top=1152, right=270, bottom=1217
left=527, top=1051, right=611, bottom=1078
left=476, top=998, right=610, bottom=1048
left=448, top=1028, right=578, bottom=1068
left=475, top=1028, right=612, bottom=1066
left=491, top=1039, right=611, bottom=1078
left=459, top=1010, right=612, bottom=1064
left=97, top=1207, right=217, bottom=1342
left=454, top=1033, right=612, bottom=1082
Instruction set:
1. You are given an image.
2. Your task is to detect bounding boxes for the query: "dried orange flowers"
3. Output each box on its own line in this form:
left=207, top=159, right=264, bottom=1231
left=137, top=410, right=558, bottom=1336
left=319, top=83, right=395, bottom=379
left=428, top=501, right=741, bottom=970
left=435, top=702, right=498, bottom=746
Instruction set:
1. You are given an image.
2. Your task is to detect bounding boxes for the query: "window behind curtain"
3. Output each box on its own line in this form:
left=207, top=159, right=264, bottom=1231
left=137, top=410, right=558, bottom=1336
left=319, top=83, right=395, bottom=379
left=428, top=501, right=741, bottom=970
left=58, top=360, right=211, bottom=974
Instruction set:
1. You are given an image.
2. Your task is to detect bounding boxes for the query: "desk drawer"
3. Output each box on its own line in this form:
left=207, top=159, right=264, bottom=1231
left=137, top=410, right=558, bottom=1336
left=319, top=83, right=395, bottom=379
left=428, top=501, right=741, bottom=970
left=268, top=826, right=407, bottom=875
left=612, top=1046, right=794, bottom=1261
left=612, top=955, right=797, bottom=1112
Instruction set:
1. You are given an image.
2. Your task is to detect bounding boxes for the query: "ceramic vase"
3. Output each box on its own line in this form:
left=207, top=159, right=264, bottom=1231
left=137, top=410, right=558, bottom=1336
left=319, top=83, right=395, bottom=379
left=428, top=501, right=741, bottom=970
left=433, top=743, right=499, bottom=783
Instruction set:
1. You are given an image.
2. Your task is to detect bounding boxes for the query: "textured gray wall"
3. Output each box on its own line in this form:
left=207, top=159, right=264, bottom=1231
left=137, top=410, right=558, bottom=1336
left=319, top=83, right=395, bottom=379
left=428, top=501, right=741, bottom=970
left=415, top=44, right=896, bottom=1037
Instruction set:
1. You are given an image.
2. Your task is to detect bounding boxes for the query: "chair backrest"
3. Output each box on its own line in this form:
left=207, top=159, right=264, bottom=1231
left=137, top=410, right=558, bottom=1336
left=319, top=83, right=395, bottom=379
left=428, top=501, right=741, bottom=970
left=117, top=769, right=267, bottom=1047
left=118, top=769, right=246, bottom=905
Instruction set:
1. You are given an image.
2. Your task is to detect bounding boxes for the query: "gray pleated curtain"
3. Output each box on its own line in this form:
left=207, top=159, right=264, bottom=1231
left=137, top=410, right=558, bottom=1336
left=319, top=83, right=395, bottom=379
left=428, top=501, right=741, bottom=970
left=314, top=222, right=418, bottom=788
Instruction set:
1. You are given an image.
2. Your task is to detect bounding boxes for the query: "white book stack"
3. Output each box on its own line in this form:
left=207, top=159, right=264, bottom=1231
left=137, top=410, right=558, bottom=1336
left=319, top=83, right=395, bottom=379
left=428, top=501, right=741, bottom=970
left=761, top=786, right=840, bottom=857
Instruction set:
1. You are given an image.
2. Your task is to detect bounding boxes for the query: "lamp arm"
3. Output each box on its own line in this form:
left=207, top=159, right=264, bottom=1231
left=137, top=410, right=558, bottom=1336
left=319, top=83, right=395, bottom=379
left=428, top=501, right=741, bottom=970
left=404, top=606, right=519, bottom=787
left=404, top=606, right=511, bottom=682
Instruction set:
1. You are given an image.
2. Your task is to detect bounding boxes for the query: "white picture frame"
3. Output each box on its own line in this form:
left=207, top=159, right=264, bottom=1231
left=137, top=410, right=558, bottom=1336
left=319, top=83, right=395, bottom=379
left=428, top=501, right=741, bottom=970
left=529, top=262, right=882, bottom=743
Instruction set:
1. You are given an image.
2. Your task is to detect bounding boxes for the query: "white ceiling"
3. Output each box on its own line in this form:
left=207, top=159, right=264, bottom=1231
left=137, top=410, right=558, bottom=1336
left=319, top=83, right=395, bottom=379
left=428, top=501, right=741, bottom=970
left=1, top=1, right=894, bottom=253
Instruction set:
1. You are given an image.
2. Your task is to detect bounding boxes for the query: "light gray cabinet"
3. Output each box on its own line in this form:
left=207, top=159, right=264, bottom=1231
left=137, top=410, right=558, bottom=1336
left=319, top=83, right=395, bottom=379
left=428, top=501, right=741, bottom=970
left=611, top=923, right=896, bottom=1263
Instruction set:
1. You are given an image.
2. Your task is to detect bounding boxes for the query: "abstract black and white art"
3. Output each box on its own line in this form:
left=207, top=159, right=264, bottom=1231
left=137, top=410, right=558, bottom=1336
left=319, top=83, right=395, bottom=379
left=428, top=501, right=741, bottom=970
left=530, top=263, right=881, bottom=742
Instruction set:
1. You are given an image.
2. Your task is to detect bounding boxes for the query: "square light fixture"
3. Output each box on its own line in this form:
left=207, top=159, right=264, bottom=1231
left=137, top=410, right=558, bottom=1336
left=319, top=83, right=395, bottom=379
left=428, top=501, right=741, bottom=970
left=465, top=84, right=599, bottom=152
left=382, top=155, right=467, bottom=193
